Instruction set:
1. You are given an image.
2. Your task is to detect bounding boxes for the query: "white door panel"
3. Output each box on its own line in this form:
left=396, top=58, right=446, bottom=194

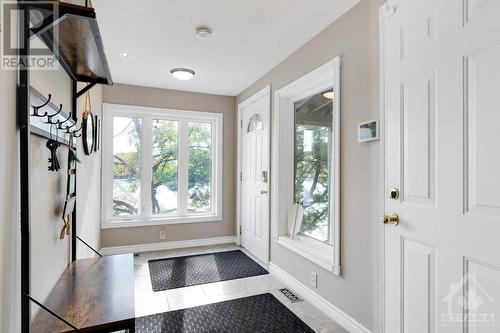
left=239, top=90, right=270, bottom=263
left=382, top=0, right=500, bottom=332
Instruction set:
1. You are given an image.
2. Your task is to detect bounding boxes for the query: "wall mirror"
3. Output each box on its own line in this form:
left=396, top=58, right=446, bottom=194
left=82, top=112, right=95, bottom=155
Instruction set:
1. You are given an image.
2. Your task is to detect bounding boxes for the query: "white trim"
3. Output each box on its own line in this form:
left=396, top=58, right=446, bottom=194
left=237, top=85, right=271, bottom=110
left=100, top=236, right=236, bottom=256
left=377, top=3, right=391, bottom=333
left=101, top=103, right=223, bottom=228
left=272, top=57, right=341, bottom=275
left=101, top=214, right=222, bottom=229
left=269, top=262, right=371, bottom=333
left=236, top=85, right=271, bottom=263
left=276, top=236, right=337, bottom=274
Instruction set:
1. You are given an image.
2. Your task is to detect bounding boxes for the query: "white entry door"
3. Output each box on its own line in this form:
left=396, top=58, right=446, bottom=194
left=238, top=87, right=270, bottom=263
left=382, top=0, right=500, bottom=332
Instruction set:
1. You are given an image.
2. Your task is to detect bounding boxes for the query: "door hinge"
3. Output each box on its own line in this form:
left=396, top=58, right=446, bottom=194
left=239, top=225, right=242, bottom=235
left=240, top=119, right=243, bottom=128
left=240, top=172, right=242, bottom=181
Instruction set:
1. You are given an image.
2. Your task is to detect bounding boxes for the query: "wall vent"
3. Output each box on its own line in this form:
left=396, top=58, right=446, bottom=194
left=279, top=288, right=303, bottom=303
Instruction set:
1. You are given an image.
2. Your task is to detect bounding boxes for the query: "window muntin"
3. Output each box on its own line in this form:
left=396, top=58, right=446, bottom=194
left=294, top=89, right=333, bottom=243
left=112, top=117, right=142, bottom=217
left=103, top=105, right=222, bottom=226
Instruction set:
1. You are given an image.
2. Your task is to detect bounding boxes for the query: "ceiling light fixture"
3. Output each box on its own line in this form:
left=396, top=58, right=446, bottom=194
left=196, top=26, right=212, bottom=39
left=171, top=68, right=195, bottom=80
left=118, top=52, right=129, bottom=58
left=322, top=90, right=334, bottom=99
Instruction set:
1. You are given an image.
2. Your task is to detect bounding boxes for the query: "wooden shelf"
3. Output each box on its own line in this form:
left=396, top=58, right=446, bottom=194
left=30, top=0, right=113, bottom=85
left=31, top=254, right=135, bottom=332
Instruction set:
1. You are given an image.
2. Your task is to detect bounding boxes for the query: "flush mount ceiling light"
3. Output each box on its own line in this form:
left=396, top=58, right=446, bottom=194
left=322, top=90, right=334, bottom=99
left=171, top=68, right=195, bottom=80
left=118, top=52, right=129, bottom=58
left=196, top=26, right=212, bottom=39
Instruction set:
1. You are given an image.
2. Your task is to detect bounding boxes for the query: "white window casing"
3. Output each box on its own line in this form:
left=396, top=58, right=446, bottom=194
left=101, top=103, right=223, bottom=229
left=273, top=57, right=341, bottom=275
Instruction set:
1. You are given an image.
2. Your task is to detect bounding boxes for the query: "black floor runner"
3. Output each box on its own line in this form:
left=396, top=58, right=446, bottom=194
left=135, top=293, right=314, bottom=333
left=148, top=250, right=268, bottom=291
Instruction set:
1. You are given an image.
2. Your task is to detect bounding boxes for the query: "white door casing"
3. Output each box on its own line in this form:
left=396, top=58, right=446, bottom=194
left=381, top=1, right=500, bottom=332
left=237, top=86, right=271, bottom=263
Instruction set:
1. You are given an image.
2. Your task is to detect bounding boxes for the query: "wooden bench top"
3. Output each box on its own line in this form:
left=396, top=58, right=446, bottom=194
left=31, top=254, right=135, bottom=333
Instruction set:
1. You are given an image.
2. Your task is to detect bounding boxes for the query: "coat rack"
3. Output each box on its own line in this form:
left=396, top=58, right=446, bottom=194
left=17, top=1, right=112, bottom=332
left=29, top=87, right=83, bottom=146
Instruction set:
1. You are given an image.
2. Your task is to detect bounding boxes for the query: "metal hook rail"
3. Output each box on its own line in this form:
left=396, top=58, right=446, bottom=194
left=31, top=94, right=52, bottom=117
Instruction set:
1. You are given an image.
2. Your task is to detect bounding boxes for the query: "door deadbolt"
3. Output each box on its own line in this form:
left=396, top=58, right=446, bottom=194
left=389, top=188, right=400, bottom=200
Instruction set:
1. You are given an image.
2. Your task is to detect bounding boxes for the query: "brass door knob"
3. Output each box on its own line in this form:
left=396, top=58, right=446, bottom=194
left=382, top=213, right=399, bottom=226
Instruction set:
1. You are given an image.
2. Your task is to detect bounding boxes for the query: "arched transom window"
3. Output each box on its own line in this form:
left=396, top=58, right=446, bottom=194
left=247, top=113, right=263, bottom=132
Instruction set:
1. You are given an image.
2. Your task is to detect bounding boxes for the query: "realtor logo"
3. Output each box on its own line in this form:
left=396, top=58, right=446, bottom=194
left=1, top=1, right=59, bottom=70
left=442, top=273, right=495, bottom=329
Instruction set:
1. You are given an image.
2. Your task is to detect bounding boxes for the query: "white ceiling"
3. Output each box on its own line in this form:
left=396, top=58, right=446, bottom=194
left=93, top=0, right=359, bottom=96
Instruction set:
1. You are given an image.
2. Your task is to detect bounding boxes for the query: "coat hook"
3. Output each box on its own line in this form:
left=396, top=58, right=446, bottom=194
left=31, top=94, right=52, bottom=117
left=46, top=104, right=63, bottom=125
left=64, top=119, right=78, bottom=132
left=69, top=124, right=82, bottom=135
left=58, top=112, right=73, bottom=129
left=72, top=125, right=83, bottom=138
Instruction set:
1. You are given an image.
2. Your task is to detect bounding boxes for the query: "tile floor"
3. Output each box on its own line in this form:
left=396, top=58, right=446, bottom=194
left=133, top=244, right=347, bottom=333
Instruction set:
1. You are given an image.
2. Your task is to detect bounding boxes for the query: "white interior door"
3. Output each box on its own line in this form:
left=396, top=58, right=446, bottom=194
left=382, top=0, right=500, bottom=332
left=239, top=88, right=270, bottom=263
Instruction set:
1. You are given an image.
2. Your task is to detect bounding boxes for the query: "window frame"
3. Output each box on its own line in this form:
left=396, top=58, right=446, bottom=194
left=273, top=57, right=341, bottom=275
left=101, top=103, right=223, bottom=229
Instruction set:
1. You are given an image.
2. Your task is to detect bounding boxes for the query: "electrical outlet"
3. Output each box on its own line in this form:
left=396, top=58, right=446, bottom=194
left=159, top=229, right=166, bottom=240
left=310, top=271, right=317, bottom=288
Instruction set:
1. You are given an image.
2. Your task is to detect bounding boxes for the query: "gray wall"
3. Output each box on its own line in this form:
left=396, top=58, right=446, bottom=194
left=236, top=0, right=384, bottom=330
left=0, top=32, right=20, bottom=333
left=101, top=84, right=236, bottom=247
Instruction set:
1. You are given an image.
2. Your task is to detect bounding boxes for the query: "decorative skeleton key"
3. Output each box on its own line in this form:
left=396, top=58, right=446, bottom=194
left=46, top=139, right=61, bottom=171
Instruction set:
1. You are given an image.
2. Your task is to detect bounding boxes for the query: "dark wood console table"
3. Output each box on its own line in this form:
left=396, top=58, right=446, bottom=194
left=31, top=254, right=135, bottom=332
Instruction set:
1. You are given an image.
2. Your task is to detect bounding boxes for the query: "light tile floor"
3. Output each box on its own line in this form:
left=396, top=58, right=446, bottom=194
left=133, top=244, right=347, bottom=333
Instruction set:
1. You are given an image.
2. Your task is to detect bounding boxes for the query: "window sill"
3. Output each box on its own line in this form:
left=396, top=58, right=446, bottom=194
left=101, top=214, right=222, bottom=229
left=276, top=236, right=339, bottom=274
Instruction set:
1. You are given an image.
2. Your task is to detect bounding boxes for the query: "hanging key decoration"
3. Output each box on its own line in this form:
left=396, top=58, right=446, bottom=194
left=46, top=139, right=61, bottom=171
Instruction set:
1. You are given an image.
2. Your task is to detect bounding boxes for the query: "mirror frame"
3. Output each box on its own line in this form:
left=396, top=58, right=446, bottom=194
left=82, top=112, right=95, bottom=155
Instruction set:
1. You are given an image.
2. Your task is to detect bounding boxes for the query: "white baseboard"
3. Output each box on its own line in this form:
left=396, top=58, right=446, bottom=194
left=269, top=262, right=371, bottom=333
left=100, top=236, right=237, bottom=256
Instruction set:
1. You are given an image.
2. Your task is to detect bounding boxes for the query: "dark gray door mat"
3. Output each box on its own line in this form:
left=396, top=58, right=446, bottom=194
left=148, top=250, right=269, bottom=291
left=135, top=293, right=314, bottom=332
